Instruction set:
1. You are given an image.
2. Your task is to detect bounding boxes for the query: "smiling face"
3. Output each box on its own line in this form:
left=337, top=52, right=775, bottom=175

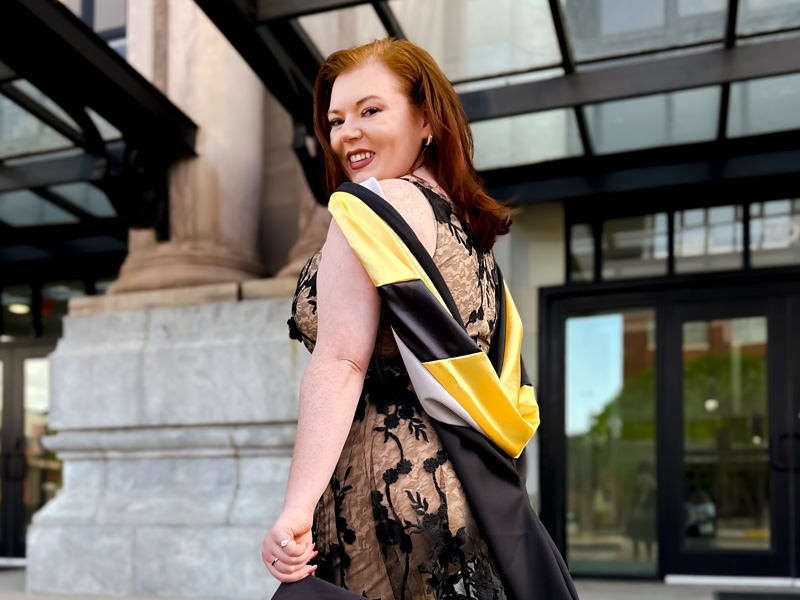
left=327, top=61, right=431, bottom=184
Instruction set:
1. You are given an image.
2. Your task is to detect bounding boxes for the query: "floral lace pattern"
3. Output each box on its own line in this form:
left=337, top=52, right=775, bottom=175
left=290, top=182, right=505, bottom=599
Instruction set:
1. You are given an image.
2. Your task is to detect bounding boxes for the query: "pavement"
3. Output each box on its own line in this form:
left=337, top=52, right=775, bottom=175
left=2, top=568, right=800, bottom=600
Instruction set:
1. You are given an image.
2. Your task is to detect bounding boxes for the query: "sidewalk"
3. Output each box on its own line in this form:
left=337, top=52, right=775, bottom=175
left=2, top=569, right=800, bottom=600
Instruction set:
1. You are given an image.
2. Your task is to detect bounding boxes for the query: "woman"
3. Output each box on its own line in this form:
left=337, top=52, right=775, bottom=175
left=262, top=39, right=578, bottom=600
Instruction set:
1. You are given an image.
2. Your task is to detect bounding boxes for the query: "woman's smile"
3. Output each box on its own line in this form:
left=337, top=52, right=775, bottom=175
left=347, top=149, right=376, bottom=170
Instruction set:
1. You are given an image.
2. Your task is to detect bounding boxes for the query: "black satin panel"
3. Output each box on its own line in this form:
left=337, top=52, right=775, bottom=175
left=432, top=422, right=581, bottom=600
left=379, top=280, right=479, bottom=362
left=337, top=182, right=464, bottom=327
left=272, top=576, right=364, bottom=599
left=487, top=264, right=508, bottom=375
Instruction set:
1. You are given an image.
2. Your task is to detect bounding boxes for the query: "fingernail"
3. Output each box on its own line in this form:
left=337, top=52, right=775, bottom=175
left=311, top=551, right=319, bottom=559
left=312, top=542, right=316, bottom=549
left=308, top=565, right=318, bottom=575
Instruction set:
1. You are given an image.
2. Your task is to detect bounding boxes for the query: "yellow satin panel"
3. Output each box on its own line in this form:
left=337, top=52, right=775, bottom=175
left=330, top=188, right=539, bottom=458
left=329, top=191, right=447, bottom=310
left=423, top=353, right=538, bottom=458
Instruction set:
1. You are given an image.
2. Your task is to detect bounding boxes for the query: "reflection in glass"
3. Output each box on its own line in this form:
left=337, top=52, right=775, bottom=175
left=471, top=109, right=583, bottom=170
left=584, top=87, right=720, bottom=154
left=41, top=281, right=87, bottom=339
left=737, top=0, right=800, bottom=35
left=453, top=68, right=564, bottom=94
left=10, top=80, right=80, bottom=132
left=728, top=73, right=800, bottom=137
left=0, top=95, right=73, bottom=159
left=2, top=286, right=32, bottom=340
left=24, top=358, right=62, bottom=532
left=390, top=0, right=561, bottom=82
left=566, top=310, right=658, bottom=576
left=298, top=5, right=387, bottom=60
left=570, top=224, right=595, bottom=283
left=87, top=108, right=122, bottom=141
left=602, top=214, right=668, bottom=280
left=561, top=0, right=726, bottom=62
left=0, top=190, right=79, bottom=227
left=750, top=199, right=800, bottom=267
left=682, top=317, right=770, bottom=551
left=674, top=206, right=743, bottom=273
left=48, top=182, right=116, bottom=218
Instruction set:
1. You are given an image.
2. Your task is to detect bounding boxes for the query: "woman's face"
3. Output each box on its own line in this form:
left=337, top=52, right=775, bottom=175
left=328, top=61, right=431, bottom=184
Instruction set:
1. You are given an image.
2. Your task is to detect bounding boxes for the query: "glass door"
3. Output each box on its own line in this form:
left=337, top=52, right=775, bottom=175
left=659, top=298, right=793, bottom=577
left=0, top=343, right=59, bottom=559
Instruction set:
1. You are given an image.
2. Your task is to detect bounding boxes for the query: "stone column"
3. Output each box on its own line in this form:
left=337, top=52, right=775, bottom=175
left=110, top=0, right=267, bottom=293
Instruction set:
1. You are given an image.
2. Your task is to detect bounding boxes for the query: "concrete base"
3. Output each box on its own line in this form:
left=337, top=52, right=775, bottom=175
left=26, top=285, right=308, bottom=599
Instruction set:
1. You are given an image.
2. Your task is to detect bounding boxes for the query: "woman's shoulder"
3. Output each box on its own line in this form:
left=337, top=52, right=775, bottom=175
left=375, top=178, right=437, bottom=256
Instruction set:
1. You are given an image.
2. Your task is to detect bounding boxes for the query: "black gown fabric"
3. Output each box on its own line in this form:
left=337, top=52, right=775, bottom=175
left=274, top=183, right=579, bottom=600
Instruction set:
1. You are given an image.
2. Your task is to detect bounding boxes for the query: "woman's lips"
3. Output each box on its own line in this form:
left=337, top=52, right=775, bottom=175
left=349, top=153, right=375, bottom=170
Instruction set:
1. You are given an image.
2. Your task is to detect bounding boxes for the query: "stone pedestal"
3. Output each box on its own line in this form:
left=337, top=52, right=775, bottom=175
left=27, top=281, right=308, bottom=599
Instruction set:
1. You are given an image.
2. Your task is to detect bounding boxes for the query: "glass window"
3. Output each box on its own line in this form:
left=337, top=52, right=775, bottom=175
left=94, top=0, right=126, bottom=32
left=24, top=357, right=63, bottom=531
left=737, top=0, right=800, bottom=35
left=561, top=0, right=726, bottom=62
left=471, top=109, right=584, bottom=170
left=0, top=95, right=73, bottom=159
left=87, top=108, right=122, bottom=141
left=674, top=206, right=744, bottom=273
left=728, top=73, right=800, bottom=138
left=566, top=310, right=658, bottom=576
left=48, top=182, right=116, bottom=217
left=297, top=5, right=388, bottom=60
left=602, top=214, right=668, bottom=280
left=453, top=68, right=564, bottom=94
left=41, top=281, right=87, bottom=338
left=682, top=317, right=770, bottom=551
left=10, top=80, right=80, bottom=132
left=108, top=36, right=127, bottom=59
left=0, top=190, right=79, bottom=227
left=750, top=199, right=800, bottom=267
left=584, top=87, right=720, bottom=154
left=1, top=285, right=32, bottom=339
left=390, top=0, right=562, bottom=81
left=570, top=223, right=595, bottom=282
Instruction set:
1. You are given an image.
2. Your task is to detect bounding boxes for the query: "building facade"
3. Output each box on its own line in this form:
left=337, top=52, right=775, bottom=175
left=1, top=0, right=800, bottom=597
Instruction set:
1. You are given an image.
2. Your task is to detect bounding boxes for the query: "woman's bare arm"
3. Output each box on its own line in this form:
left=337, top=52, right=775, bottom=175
left=263, top=180, right=435, bottom=582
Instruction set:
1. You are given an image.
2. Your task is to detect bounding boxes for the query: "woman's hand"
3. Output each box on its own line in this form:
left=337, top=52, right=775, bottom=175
left=262, top=506, right=318, bottom=582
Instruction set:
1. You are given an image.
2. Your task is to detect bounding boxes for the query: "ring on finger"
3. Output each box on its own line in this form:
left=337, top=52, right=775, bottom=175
left=271, top=557, right=279, bottom=566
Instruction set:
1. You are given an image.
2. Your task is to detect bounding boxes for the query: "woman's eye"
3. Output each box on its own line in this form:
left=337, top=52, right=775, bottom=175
left=362, top=107, right=381, bottom=117
left=329, top=119, right=343, bottom=127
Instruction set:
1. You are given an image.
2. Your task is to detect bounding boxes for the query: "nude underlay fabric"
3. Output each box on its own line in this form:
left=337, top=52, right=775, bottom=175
left=289, top=181, right=507, bottom=600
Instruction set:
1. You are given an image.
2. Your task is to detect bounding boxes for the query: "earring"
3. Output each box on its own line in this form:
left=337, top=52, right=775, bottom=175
left=425, top=134, right=433, bottom=147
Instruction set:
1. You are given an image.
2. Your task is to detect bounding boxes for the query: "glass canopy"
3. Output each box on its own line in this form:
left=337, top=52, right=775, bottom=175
left=289, top=0, right=800, bottom=172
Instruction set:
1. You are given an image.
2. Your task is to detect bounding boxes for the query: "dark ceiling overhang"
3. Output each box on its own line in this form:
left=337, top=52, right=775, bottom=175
left=0, top=0, right=196, bottom=161
left=0, top=0, right=198, bottom=289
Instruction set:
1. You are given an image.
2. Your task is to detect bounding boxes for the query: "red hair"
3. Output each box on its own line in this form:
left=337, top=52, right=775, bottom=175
left=313, top=38, right=513, bottom=249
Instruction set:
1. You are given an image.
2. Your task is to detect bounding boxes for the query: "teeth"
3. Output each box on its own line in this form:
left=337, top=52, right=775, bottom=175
left=349, top=152, right=374, bottom=163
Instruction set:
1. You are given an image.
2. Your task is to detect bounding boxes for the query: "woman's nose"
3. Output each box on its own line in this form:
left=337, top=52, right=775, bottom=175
left=340, top=119, right=361, bottom=142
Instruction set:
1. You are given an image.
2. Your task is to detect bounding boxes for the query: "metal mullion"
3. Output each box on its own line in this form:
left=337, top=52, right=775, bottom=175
left=668, top=210, right=676, bottom=276
left=548, top=0, right=575, bottom=74
left=30, top=188, right=97, bottom=222
left=717, top=82, right=731, bottom=141
left=573, top=106, right=593, bottom=157
left=460, top=37, right=800, bottom=122
left=593, top=221, right=603, bottom=283
left=0, top=61, right=15, bottom=85
left=737, top=24, right=800, bottom=42
left=372, top=1, right=405, bottom=40
left=726, top=0, right=740, bottom=48
left=450, top=63, right=564, bottom=88
left=0, top=83, right=86, bottom=148
left=743, top=201, right=751, bottom=270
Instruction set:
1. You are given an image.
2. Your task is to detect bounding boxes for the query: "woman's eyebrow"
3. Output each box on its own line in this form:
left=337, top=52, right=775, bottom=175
left=328, top=95, right=383, bottom=116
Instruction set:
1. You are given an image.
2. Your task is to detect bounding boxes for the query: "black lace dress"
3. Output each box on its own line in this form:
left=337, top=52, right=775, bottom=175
left=289, top=182, right=507, bottom=600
